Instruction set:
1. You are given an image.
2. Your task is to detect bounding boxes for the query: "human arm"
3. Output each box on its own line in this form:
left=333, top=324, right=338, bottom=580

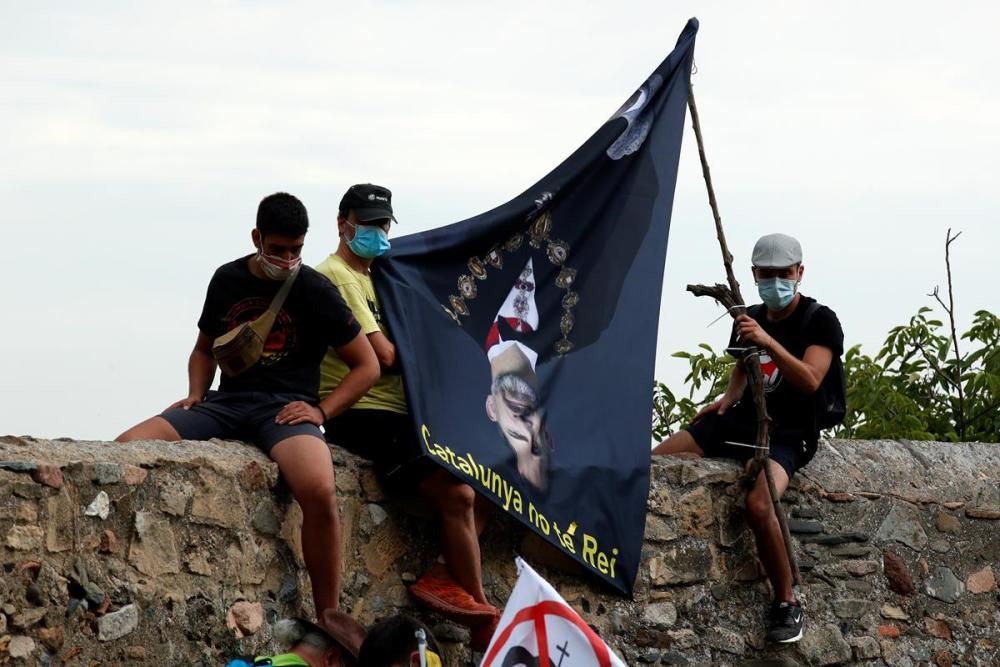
left=734, top=314, right=833, bottom=394
left=324, top=272, right=397, bottom=369
left=367, top=330, right=397, bottom=371
left=692, top=360, right=747, bottom=422
left=275, top=332, right=380, bottom=426
left=167, top=332, right=217, bottom=410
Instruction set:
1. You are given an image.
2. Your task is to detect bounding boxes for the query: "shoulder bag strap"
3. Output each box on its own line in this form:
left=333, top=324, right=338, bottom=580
left=265, top=264, right=301, bottom=317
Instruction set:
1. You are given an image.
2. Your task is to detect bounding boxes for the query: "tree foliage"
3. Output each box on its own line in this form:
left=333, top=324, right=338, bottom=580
left=651, top=307, right=999, bottom=443
left=652, top=344, right=733, bottom=441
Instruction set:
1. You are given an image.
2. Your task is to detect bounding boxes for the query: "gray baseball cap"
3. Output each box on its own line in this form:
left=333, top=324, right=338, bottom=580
left=752, top=233, right=802, bottom=268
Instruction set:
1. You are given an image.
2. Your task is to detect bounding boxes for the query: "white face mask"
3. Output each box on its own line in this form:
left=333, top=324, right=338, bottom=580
left=256, top=249, right=301, bottom=280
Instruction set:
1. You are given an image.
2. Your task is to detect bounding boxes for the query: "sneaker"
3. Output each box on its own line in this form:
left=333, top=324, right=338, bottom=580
left=408, top=563, right=498, bottom=624
left=767, top=600, right=804, bottom=643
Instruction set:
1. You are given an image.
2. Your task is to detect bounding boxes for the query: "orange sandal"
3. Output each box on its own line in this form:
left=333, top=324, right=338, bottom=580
left=408, top=563, right=498, bottom=624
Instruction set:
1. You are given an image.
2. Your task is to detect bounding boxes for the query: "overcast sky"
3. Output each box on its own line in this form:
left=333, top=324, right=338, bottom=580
left=2, top=2, right=997, bottom=440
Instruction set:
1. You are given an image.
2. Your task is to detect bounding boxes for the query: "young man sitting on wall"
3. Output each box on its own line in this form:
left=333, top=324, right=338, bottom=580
left=653, top=233, right=844, bottom=643
left=117, top=192, right=380, bottom=628
left=316, top=184, right=501, bottom=651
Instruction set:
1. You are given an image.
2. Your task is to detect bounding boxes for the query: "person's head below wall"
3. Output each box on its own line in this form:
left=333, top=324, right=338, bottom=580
left=257, top=192, right=310, bottom=239
left=250, top=613, right=365, bottom=667
left=357, top=615, right=443, bottom=667
left=751, top=233, right=805, bottom=312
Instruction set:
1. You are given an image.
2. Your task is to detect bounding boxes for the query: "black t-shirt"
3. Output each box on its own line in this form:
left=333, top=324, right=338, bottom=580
left=727, top=295, right=844, bottom=435
left=198, top=256, right=361, bottom=399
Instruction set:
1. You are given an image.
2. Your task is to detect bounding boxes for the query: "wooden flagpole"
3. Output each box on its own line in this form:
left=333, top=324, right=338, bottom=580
left=684, top=82, right=800, bottom=585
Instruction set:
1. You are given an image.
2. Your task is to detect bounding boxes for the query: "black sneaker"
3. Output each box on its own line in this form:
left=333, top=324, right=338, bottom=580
left=767, top=600, right=804, bottom=643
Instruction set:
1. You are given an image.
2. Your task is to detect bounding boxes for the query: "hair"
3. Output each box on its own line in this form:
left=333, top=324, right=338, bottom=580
left=357, top=615, right=440, bottom=667
left=256, top=192, right=309, bottom=238
left=273, top=618, right=335, bottom=652
left=490, top=373, right=552, bottom=458
left=490, top=373, right=538, bottom=407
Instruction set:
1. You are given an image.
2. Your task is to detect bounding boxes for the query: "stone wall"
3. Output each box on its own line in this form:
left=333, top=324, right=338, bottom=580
left=0, top=435, right=998, bottom=666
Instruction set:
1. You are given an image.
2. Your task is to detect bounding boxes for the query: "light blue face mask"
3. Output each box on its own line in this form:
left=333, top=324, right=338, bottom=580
left=757, top=277, right=798, bottom=310
left=348, top=222, right=391, bottom=259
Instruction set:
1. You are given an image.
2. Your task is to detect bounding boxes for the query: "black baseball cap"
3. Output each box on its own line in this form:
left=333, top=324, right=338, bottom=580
left=339, top=183, right=396, bottom=224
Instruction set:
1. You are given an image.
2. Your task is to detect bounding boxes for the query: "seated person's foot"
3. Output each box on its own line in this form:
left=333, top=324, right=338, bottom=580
left=470, top=610, right=501, bottom=653
left=767, top=600, right=804, bottom=643
left=408, top=563, right=498, bottom=624
left=319, top=609, right=368, bottom=660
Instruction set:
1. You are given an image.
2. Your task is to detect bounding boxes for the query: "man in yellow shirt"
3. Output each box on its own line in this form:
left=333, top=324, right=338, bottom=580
left=316, top=184, right=500, bottom=651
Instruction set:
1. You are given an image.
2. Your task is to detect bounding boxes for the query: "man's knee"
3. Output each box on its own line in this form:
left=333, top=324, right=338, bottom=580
left=745, top=487, right=774, bottom=527
left=115, top=417, right=180, bottom=443
left=652, top=430, right=704, bottom=457
left=427, top=477, right=476, bottom=516
left=446, top=481, right=476, bottom=510
left=296, top=481, right=339, bottom=520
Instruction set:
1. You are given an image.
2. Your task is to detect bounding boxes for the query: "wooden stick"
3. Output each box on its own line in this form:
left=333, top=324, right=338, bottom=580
left=685, top=83, right=800, bottom=585
left=686, top=83, right=743, bottom=305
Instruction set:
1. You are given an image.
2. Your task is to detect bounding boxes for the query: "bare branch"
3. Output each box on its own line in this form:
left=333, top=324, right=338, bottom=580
left=687, top=283, right=741, bottom=311
left=686, top=86, right=744, bottom=305
left=928, top=285, right=950, bottom=316
left=942, top=228, right=965, bottom=438
left=686, top=83, right=798, bottom=585
left=912, top=339, right=960, bottom=392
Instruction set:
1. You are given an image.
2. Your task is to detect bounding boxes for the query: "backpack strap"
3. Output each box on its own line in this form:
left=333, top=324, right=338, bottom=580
left=797, top=300, right=821, bottom=337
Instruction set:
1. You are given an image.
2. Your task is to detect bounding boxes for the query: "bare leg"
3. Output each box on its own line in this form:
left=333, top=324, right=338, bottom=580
left=652, top=430, right=705, bottom=457
left=744, top=460, right=794, bottom=602
left=270, top=435, right=342, bottom=615
left=473, top=493, right=492, bottom=538
left=115, top=416, right=181, bottom=442
left=418, top=469, right=488, bottom=604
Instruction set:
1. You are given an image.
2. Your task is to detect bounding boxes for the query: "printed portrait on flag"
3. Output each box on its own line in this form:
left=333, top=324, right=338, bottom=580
left=374, top=19, right=699, bottom=593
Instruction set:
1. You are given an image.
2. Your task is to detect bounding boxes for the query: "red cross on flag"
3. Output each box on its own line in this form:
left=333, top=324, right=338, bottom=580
left=481, top=558, right=627, bottom=667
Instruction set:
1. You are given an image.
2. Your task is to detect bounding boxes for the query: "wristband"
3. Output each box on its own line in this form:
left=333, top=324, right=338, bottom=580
left=316, top=404, right=328, bottom=423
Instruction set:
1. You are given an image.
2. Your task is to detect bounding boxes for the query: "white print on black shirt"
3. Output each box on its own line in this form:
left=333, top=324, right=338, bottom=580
left=759, top=351, right=781, bottom=393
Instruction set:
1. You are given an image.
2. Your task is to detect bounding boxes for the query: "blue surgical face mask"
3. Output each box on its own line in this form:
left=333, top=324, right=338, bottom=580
left=757, top=277, right=798, bottom=310
left=347, top=222, right=391, bottom=259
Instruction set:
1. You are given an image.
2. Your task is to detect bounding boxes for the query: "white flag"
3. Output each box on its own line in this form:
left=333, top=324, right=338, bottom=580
left=481, top=558, right=627, bottom=667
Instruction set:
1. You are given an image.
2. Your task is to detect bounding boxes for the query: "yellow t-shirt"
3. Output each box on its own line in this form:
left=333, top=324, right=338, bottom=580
left=314, top=253, right=408, bottom=414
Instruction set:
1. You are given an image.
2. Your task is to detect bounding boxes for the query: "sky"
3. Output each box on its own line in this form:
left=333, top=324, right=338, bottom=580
left=2, top=2, right=998, bottom=440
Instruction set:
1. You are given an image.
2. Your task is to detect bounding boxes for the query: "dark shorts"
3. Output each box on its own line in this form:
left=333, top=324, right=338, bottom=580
left=161, top=390, right=324, bottom=455
left=685, top=409, right=817, bottom=479
left=324, top=408, right=433, bottom=485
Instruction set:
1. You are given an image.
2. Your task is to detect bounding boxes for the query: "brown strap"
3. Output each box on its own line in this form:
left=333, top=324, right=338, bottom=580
left=266, top=264, right=301, bottom=317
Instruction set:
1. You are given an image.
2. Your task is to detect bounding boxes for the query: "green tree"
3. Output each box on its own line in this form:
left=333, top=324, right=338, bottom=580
left=651, top=344, right=733, bottom=441
left=842, top=308, right=1000, bottom=441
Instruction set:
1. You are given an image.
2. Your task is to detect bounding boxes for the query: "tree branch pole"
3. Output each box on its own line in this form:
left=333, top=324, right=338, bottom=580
left=941, top=229, right=965, bottom=438
left=684, top=84, right=800, bottom=585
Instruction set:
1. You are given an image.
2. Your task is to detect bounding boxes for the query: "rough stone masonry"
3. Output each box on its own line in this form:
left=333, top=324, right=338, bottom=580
left=0, top=435, right=998, bottom=666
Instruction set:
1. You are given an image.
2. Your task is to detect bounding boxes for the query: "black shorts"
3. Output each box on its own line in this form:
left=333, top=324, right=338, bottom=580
left=323, top=408, right=433, bottom=485
left=160, top=390, right=324, bottom=455
left=685, top=409, right=816, bottom=478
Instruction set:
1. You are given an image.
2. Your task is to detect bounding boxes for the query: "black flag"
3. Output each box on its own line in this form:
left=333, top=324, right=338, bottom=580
left=374, top=19, right=698, bottom=593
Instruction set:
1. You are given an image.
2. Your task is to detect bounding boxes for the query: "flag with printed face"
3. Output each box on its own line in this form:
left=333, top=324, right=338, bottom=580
left=481, top=558, right=627, bottom=667
left=374, top=19, right=698, bottom=593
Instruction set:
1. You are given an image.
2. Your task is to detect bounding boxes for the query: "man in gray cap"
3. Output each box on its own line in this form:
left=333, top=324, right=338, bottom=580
left=654, top=233, right=844, bottom=644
